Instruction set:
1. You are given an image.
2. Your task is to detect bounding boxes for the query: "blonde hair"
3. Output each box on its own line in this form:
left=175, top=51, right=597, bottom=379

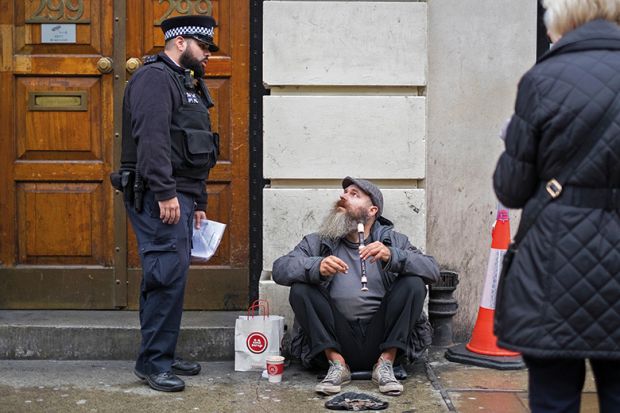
left=543, top=0, right=620, bottom=38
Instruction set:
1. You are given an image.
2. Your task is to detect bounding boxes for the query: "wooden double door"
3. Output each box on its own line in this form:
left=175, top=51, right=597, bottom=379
left=0, top=1, right=249, bottom=310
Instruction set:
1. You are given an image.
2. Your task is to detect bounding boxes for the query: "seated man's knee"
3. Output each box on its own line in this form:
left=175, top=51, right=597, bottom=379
left=395, top=276, right=426, bottom=299
left=289, top=282, right=316, bottom=305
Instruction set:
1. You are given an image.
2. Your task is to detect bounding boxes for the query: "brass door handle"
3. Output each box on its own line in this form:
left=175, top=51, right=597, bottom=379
left=125, top=58, right=142, bottom=74
left=97, top=57, right=113, bottom=74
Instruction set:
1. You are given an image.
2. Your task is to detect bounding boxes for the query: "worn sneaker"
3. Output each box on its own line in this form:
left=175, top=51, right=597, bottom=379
left=372, top=357, right=403, bottom=395
left=315, top=360, right=352, bottom=395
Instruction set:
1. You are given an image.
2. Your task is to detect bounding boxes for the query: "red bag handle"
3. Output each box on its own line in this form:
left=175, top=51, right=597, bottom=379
left=247, top=299, right=270, bottom=318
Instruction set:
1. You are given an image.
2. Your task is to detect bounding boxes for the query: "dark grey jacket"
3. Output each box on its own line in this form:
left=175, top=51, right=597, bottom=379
left=272, top=216, right=440, bottom=366
left=493, top=19, right=620, bottom=359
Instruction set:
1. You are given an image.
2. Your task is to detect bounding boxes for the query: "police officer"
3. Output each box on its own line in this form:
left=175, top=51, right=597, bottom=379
left=118, top=15, right=219, bottom=392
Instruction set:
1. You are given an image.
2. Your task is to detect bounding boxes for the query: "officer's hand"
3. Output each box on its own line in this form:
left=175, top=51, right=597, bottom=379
left=159, top=197, right=180, bottom=225
left=360, top=241, right=391, bottom=263
left=319, top=256, right=349, bottom=277
left=194, top=210, right=207, bottom=229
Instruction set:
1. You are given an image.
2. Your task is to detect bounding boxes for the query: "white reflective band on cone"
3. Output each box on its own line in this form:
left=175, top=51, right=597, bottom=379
left=480, top=248, right=506, bottom=310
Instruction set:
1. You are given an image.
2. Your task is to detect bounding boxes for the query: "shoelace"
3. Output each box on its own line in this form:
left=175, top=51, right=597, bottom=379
left=377, top=362, right=397, bottom=383
left=324, top=362, right=344, bottom=383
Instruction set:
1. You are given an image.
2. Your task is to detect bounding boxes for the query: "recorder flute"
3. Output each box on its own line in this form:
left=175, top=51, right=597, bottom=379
left=357, top=223, right=369, bottom=292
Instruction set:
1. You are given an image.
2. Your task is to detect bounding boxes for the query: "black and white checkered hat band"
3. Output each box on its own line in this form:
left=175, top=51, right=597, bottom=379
left=164, top=25, right=214, bottom=40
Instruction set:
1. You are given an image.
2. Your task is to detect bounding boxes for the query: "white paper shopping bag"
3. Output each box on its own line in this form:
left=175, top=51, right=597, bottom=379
left=234, top=300, right=285, bottom=372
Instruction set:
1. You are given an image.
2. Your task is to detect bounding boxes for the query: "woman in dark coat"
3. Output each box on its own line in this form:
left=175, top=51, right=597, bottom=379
left=493, top=1, right=620, bottom=412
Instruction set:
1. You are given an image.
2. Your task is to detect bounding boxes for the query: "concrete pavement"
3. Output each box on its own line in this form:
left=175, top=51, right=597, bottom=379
left=0, top=348, right=601, bottom=412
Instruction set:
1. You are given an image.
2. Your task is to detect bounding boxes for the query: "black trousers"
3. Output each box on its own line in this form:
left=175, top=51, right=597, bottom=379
left=289, top=275, right=426, bottom=371
left=126, top=190, right=194, bottom=375
left=524, top=356, right=620, bottom=413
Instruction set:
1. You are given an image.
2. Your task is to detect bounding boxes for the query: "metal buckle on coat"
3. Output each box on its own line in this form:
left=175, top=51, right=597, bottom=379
left=545, top=179, right=563, bottom=199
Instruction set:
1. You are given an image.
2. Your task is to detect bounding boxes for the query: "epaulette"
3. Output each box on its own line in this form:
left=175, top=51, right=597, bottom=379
left=142, top=54, right=159, bottom=65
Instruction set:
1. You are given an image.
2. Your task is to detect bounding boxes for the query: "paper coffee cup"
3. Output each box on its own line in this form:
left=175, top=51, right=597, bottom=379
left=266, top=355, right=285, bottom=383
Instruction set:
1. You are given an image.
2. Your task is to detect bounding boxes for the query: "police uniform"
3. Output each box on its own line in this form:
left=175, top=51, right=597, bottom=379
left=117, top=15, right=219, bottom=391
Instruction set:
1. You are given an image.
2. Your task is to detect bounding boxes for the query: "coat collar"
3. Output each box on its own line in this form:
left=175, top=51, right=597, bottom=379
left=157, top=51, right=186, bottom=74
left=538, top=19, right=620, bottom=64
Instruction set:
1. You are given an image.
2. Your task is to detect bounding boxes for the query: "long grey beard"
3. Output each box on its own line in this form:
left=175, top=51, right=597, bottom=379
left=318, top=203, right=365, bottom=241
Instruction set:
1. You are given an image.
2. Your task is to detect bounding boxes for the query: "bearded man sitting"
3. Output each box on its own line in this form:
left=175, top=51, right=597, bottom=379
left=272, top=177, right=440, bottom=396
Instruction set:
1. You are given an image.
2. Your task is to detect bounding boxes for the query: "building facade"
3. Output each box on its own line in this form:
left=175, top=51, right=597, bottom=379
left=0, top=0, right=538, bottom=342
left=259, top=0, right=538, bottom=341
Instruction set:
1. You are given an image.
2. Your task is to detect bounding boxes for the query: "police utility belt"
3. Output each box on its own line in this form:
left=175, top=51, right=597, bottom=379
left=110, top=170, right=145, bottom=212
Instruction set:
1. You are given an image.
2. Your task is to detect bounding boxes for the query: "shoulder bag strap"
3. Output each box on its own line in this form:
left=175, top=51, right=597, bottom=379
left=512, top=91, right=620, bottom=245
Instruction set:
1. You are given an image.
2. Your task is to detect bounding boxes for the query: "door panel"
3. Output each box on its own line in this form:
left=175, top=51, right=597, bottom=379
left=19, top=1, right=106, bottom=52
left=0, top=1, right=249, bottom=309
left=0, top=1, right=116, bottom=308
left=17, top=183, right=104, bottom=264
left=17, top=77, right=102, bottom=159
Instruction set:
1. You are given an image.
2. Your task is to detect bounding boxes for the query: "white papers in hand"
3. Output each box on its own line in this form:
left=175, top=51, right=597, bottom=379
left=191, top=219, right=226, bottom=261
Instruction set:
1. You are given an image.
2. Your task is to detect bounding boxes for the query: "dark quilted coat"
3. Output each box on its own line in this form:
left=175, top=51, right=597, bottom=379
left=493, top=19, right=620, bottom=359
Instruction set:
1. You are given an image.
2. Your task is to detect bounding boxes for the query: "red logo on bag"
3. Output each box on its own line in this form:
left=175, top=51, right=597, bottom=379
left=246, top=332, right=268, bottom=354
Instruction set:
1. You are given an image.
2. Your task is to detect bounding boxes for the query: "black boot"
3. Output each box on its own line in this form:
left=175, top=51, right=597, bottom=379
left=172, top=359, right=202, bottom=376
left=146, top=372, right=185, bottom=392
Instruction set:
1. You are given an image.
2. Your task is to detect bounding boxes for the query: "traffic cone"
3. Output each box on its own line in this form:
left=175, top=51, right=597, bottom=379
left=445, top=204, right=525, bottom=370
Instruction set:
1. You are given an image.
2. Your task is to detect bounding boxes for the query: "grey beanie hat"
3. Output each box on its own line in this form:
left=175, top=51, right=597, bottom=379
left=342, top=176, right=383, bottom=216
